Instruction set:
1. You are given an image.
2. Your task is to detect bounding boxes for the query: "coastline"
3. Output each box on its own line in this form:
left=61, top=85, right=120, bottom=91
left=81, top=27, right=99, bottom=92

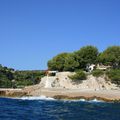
left=1, top=87, right=120, bottom=102
left=28, top=88, right=120, bottom=102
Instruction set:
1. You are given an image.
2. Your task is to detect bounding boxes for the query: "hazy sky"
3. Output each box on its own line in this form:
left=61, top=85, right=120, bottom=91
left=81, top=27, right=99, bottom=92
left=0, top=0, right=120, bottom=70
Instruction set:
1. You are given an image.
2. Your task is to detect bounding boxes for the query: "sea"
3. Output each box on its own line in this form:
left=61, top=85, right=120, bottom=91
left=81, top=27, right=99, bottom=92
left=0, top=96, right=120, bottom=120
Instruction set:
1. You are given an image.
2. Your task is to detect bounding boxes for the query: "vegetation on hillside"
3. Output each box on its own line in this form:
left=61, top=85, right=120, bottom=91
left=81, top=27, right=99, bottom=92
left=98, top=46, right=120, bottom=68
left=69, top=70, right=87, bottom=82
left=92, top=69, right=105, bottom=77
left=48, top=45, right=120, bottom=85
left=48, top=46, right=99, bottom=71
left=0, top=45, right=120, bottom=87
left=48, top=53, right=68, bottom=71
left=106, top=69, right=120, bottom=85
left=0, top=64, right=45, bottom=88
left=48, top=46, right=120, bottom=71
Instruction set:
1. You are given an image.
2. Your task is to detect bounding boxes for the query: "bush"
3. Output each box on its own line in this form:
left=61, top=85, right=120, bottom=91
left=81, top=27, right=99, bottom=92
left=92, top=69, right=104, bottom=77
left=106, top=69, right=120, bottom=85
left=69, top=70, right=87, bottom=81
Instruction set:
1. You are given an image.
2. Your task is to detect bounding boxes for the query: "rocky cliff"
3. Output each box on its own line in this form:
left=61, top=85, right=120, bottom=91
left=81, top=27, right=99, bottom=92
left=40, top=72, right=119, bottom=90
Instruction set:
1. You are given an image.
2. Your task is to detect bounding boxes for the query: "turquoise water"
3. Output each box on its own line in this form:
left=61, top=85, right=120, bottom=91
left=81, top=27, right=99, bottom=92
left=0, top=97, right=120, bottom=120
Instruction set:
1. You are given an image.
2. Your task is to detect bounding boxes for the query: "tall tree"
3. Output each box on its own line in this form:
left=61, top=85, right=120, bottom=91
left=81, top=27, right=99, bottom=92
left=47, top=53, right=69, bottom=71
left=64, top=53, right=79, bottom=71
left=75, top=46, right=99, bottom=69
left=98, top=46, right=120, bottom=68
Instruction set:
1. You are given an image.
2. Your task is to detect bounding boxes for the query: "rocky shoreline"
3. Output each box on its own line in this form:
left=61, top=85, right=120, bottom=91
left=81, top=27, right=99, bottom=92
left=29, top=88, right=120, bottom=102
left=0, top=72, right=120, bottom=102
left=0, top=89, right=27, bottom=97
left=1, top=87, right=120, bottom=102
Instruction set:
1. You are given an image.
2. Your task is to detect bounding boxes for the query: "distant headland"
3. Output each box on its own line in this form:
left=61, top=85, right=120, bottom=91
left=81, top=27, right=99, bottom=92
left=0, top=45, right=120, bottom=102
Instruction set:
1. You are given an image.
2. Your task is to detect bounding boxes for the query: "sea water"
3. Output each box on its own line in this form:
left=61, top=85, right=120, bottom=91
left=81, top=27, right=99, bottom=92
left=0, top=96, right=120, bottom=120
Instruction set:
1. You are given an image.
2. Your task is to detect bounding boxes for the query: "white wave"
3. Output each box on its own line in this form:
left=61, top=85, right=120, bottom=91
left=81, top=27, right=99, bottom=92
left=70, top=99, right=86, bottom=102
left=62, top=98, right=104, bottom=103
left=19, top=96, right=55, bottom=101
left=5, top=96, right=104, bottom=102
left=80, top=99, right=86, bottom=102
left=62, top=99, right=86, bottom=102
left=89, top=99, right=103, bottom=103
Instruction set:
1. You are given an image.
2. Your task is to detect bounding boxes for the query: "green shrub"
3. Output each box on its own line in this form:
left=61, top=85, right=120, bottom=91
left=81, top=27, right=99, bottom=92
left=69, top=70, right=87, bottom=81
left=92, top=69, right=104, bottom=77
left=15, top=80, right=33, bottom=87
left=106, top=69, right=120, bottom=85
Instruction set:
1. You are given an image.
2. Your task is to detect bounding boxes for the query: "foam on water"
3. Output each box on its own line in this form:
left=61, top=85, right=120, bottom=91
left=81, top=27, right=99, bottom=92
left=63, top=99, right=86, bottom=102
left=61, top=98, right=103, bottom=103
left=20, top=96, right=55, bottom=101
left=3, top=96, right=103, bottom=103
left=89, top=98, right=103, bottom=103
left=19, top=97, right=103, bottom=102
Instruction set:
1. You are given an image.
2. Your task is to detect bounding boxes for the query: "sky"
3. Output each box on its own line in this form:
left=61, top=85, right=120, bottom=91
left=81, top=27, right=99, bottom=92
left=0, top=0, right=120, bottom=70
